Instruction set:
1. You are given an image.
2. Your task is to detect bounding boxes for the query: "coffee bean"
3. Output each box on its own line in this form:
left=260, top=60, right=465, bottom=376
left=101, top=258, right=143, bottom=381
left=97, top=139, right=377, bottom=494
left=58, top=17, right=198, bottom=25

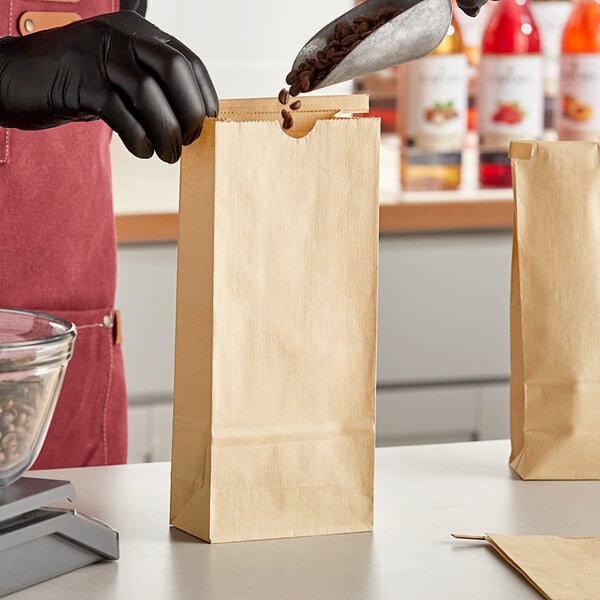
left=278, top=88, right=290, bottom=105
left=290, top=100, right=302, bottom=110
left=15, top=401, right=34, bottom=416
left=285, top=70, right=300, bottom=85
left=342, top=33, right=361, bottom=47
left=356, top=21, right=371, bottom=35
left=339, top=23, right=354, bottom=39
left=300, top=73, right=311, bottom=93
left=1, top=409, right=16, bottom=428
left=282, top=109, right=294, bottom=130
left=1, top=432, right=18, bottom=454
left=0, top=374, right=44, bottom=469
left=289, top=81, right=302, bottom=97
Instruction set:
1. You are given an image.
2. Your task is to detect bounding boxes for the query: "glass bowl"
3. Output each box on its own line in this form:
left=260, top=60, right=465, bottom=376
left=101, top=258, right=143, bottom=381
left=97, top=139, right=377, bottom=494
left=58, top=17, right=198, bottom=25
left=0, top=308, right=76, bottom=487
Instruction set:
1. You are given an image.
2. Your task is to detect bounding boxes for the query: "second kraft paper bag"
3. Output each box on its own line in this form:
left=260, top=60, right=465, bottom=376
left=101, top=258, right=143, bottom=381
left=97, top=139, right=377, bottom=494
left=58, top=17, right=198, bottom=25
left=510, top=140, right=600, bottom=479
left=169, top=96, right=379, bottom=542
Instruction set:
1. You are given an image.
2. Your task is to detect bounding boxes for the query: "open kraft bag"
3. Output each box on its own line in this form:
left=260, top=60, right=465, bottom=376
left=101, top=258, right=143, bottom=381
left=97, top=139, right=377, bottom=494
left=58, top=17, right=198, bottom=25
left=510, top=140, right=600, bottom=479
left=170, top=95, right=380, bottom=542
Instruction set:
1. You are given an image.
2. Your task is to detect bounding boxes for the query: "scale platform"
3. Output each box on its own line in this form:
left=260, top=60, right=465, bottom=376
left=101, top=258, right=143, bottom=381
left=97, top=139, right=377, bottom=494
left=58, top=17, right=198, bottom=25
left=0, top=477, right=119, bottom=597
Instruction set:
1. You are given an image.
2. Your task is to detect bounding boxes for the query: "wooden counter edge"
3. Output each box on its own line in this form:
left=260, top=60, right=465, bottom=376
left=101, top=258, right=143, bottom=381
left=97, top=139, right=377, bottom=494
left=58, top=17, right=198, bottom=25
left=115, top=200, right=514, bottom=243
left=116, top=213, right=179, bottom=243
left=379, top=200, right=514, bottom=234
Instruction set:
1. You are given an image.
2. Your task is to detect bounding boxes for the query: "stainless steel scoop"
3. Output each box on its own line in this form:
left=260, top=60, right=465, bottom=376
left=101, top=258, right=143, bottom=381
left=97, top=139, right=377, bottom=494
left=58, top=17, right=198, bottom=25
left=290, top=0, right=452, bottom=90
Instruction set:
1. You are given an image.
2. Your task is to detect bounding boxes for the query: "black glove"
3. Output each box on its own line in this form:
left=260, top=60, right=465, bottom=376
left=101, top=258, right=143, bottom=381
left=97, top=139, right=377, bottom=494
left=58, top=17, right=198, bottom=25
left=457, top=0, right=493, bottom=17
left=0, top=10, right=218, bottom=163
left=120, top=0, right=147, bottom=16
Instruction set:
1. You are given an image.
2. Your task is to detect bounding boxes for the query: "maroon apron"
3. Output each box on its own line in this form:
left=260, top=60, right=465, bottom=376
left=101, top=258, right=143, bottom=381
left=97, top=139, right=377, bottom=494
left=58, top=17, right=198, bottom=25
left=0, top=0, right=127, bottom=468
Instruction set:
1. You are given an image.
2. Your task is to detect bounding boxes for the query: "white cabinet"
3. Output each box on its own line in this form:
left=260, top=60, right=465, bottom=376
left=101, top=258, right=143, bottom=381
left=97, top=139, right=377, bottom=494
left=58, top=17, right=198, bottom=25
left=479, top=382, right=511, bottom=441
left=115, top=243, right=178, bottom=402
left=116, top=243, right=178, bottom=463
left=127, top=402, right=173, bottom=464
left=376, top=231, right=512, bottom=445
left=376, top=386, right=480, bottom=446
left=376, top=382, right=511, bottom=447
left=378, top=231, right=512, bottom=384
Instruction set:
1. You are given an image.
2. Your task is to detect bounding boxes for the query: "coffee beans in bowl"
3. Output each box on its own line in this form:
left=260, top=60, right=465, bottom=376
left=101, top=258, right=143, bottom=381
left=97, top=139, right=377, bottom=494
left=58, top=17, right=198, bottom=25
left=0, top=309, right=76, bottom=487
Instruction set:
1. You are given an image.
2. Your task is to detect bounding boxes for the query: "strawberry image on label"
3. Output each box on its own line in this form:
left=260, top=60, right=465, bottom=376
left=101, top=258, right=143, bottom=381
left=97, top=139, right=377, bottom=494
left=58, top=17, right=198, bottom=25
left=492, top=102, right=525, bottom=125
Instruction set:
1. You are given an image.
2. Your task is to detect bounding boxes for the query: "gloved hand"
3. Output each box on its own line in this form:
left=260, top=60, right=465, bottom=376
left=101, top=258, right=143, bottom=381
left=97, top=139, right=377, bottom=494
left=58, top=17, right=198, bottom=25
left=120, top=0, right=147, bottom=16
left=0, top=10, right=218, bottom=163
left=457, top=0, right=492, bottom=17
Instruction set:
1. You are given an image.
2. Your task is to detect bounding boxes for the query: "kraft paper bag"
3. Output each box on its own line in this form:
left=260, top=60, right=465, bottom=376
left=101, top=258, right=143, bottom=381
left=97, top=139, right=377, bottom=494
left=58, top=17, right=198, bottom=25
left=510, top=140, right=600, bottom=480
left=454, top=533, right=600, bottom=600
left=169, top=95, right=379, bottom=543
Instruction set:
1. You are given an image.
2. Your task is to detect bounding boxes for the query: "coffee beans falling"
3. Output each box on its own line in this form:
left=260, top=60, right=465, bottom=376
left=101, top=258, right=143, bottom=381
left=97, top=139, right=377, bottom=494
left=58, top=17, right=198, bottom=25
left=277, top=88, right=302, bottom=130
left=276, top=6, right=401, bottom=130
left=285, top=7, right=402, bottom=96
left=278, top=88, right=290, bottom=105
left=281, top=109, right=294, bottom=130
left=0, top=376, right=44, bottom=469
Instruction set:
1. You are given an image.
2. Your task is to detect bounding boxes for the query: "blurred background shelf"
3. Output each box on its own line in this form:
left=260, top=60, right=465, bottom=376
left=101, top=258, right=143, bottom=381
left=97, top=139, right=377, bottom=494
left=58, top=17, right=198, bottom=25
left=112, top=134, right=514, bottom=243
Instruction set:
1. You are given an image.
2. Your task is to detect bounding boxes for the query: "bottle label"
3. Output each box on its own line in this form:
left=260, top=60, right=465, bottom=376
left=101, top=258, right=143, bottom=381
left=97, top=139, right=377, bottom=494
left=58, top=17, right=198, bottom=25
left=557, top=54, right=600, bottom=140
left=404, top=54, right=468, bottom=151
left=478, top=55, right=544, bottom=145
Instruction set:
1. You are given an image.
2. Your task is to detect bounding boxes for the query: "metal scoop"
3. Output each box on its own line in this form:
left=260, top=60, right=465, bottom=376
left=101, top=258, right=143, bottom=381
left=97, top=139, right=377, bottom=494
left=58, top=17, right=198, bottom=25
left=290, top=0, right=452, bottom=90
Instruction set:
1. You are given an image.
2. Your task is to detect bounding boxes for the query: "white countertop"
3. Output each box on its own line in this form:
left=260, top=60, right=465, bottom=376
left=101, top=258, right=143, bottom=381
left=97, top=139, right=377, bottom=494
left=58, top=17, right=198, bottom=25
left=10, top=439, right=599, bottom=599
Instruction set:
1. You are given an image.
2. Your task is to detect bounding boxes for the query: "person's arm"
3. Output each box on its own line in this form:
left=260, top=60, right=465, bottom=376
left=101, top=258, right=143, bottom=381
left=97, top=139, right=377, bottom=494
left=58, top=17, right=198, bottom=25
left=0, top=11, right=217, bottom=163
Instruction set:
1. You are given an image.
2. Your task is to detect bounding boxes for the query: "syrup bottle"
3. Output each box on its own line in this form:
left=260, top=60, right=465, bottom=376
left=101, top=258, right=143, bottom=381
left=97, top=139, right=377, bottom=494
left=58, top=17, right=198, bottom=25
left=455, top=1, right=497, bottom=132
left=556, top=0, right=600, bottom=141
left=478, top=0, right=544, bottom=187
left=531, top=0, right=572, bottom=133
left=398, top=10, right=468, bottom=191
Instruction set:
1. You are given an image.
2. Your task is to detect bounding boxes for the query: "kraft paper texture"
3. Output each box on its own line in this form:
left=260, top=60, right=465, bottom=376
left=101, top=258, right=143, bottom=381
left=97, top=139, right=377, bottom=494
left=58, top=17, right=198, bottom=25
left=169, top=96, right=380, bottom=543
left=510, top=140, right=600, bottom=479
left=488, top=533, right=600, bottom=600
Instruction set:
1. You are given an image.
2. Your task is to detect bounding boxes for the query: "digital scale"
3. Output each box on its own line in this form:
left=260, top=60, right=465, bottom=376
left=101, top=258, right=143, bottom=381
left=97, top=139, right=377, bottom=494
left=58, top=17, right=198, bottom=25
left=0, top=477, right=119, bottom=597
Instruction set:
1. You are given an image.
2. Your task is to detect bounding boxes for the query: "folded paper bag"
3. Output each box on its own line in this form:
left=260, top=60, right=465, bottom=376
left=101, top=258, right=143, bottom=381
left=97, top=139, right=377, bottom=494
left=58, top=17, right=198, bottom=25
left=510, top=140, right=600, bottom=480
left=453, top=533, right=600, bottom=600
left=169, top=95, right=380, bottom=543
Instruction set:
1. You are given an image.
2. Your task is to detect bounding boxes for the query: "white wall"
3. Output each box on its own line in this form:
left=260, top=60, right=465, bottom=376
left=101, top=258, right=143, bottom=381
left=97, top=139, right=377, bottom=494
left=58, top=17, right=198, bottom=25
left=145, top=0, right=353, bottom=98
left=111, top=0, right=355, bottom=215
